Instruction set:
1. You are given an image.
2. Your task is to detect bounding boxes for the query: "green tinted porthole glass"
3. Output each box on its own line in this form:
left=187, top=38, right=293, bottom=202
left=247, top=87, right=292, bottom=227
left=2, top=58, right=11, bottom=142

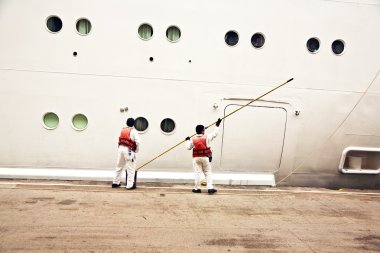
left=166, top=26, right=181, bottom=42
left=76, top=18, right=92, bottom=35
left=43, top=112, right=59, bottom=129
left=138, top=23, right=153, bottom=40
left=72, top=114, right=88, bottom=131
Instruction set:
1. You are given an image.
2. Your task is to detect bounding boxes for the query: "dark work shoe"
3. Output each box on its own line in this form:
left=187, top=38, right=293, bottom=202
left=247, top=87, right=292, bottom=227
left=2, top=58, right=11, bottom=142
left=208, top=189, right=217, bottom=194
left=112, top=183, right=121, bottom=188
left=192, top=189, right=202, bottom=193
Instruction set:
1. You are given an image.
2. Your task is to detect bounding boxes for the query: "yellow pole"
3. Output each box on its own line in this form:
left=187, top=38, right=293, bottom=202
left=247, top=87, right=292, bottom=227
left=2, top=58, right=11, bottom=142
left=136, top=78, right=293, bottom=171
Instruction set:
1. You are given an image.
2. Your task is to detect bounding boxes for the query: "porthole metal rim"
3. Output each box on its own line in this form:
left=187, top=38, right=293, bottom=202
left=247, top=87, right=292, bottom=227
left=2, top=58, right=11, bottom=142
left=75, top=17, right=92, bottom=36
left=160, top=118, right=177, bottom=135
left=306, top=37, right=321, bottom=54
left=42, top=112, right=59, bottom=130
left=251, top=32, right=266, bottom=50
left=138, top=22, right=154, bottom=41
left=331, top=39, right=346, bottom=56
left=71, top=113, right=89, bottom=131
left=134, top=117, right=149, bottom=134
left=224, top=30, right=240, bottom=47
left=45, top=15, right=63, bottom=34
left=166, top=25, right=182, bottom=43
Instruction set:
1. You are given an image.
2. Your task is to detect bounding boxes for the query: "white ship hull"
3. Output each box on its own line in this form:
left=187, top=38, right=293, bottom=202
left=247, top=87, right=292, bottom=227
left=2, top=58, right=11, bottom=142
left=0, top=0, right=380, bottom=188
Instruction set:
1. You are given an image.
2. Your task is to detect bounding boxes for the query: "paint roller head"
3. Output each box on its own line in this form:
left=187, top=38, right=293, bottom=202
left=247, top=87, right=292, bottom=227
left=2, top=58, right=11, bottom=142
left=287, top=78, right=294, bottom=83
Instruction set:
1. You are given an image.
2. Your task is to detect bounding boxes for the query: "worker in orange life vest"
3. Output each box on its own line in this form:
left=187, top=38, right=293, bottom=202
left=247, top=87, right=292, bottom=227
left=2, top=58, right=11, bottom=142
left=185, top=118, right=222, bottom=194
left=112, top=118, right=141, bottom=190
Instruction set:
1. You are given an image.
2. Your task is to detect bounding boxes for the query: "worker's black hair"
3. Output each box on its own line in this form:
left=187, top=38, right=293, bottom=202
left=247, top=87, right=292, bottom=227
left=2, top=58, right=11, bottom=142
left=196, top=125, right=205, bottom=134
left=126, top=118, right=135, bottom=127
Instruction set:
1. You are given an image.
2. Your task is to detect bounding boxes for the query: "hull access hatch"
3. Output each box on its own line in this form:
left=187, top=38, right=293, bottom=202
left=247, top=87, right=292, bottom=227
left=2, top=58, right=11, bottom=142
left=220, top=105, right=287, bottom=178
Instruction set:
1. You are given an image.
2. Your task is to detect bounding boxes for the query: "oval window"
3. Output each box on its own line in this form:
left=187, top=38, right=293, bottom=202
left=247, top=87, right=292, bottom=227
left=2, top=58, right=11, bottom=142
left=332, top=39, right=345, bottom=55
left=43, top=112, right=59, bottom=129
left=225, top=31, right=239, bottom=46
left=251, top=33, right=265, bottom=48
left=306, top=37, right=320, bottom=53
left=76, top=18, right=92, bottom=35
left=166, top=26, right=181, bottom=42
left=46, top=16, right=62, bottom=33
left=72, top=114, right=88, bottom=131
left=160, top=118, right=176, bottom=134
left=138, top=23, right=153, bottom=40
left=135, top=117, right=149, bottom=132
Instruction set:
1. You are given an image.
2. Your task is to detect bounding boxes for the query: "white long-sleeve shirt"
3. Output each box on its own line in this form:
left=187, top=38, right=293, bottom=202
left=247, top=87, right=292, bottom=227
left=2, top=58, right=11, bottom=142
left=186, top=126, right=219, bottom=150
left=129, top=128, right=141, bottom=153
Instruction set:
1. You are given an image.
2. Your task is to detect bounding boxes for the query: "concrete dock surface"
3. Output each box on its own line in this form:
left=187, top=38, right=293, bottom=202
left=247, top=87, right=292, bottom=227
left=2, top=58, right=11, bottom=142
left=0, top=179, right=379, bottom=253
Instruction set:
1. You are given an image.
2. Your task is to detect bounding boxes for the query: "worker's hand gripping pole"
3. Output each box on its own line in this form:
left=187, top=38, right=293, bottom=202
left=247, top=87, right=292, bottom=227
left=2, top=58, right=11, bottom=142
left=136, top=78, right=293, bottom=171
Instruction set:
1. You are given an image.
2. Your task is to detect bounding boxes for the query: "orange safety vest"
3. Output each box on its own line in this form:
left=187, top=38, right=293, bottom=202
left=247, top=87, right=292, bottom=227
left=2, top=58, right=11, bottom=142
left=192, top=136, right=212, bottom=158
left=118, top=127, right=137, bottom=151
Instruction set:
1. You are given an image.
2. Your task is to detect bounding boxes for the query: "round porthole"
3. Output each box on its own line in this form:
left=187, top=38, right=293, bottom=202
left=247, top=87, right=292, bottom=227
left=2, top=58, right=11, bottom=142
left=72, top=114, right=88, bottom=131
left=76, top=18, right=92, bottom=35
left=332, top=39, right=345, bottom=55
left=251, top=33, right=265, bottom=48
left=42, top=112, right=59, bottom=130
left=135, top=117, right=149, bottom=133
left=166, top=26, right=181, bottom=42
left=138, top=23, right=153, bottom=40
left=46, top=16, right=62, bottom=33
left=306, top=37, right=320, bottom=53
left=160, top=118, right=176, bottom=134
left=225, top=31, right=239, bottom=46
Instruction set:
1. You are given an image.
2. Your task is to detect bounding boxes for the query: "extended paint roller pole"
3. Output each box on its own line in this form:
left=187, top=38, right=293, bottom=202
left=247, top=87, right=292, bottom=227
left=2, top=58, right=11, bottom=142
left=136, top=78, right=294, bottom=171
left=205, top=78, right=294, bottom=129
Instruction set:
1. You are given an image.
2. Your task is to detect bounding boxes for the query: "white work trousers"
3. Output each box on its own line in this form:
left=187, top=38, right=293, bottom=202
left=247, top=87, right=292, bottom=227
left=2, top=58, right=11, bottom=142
left=113, top=146, right=136, bottom=188
left=193, top=157, right=213, bottom=190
